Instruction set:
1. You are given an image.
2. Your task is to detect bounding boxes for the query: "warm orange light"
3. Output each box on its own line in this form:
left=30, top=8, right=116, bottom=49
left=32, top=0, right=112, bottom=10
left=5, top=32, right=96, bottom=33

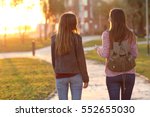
left=55, top=23, right=59, bottom=33
left=0, top=0, right=45, bottom=35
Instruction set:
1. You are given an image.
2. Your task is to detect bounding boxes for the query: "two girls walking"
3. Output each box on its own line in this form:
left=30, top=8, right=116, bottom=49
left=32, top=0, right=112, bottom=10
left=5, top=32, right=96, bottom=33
left=51, top=8, right=138, bottom=100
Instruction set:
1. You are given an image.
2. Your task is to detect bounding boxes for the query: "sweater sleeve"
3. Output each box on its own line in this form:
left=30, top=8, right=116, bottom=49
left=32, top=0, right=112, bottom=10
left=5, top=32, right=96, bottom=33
left=75, top=36, right=89, bottom=83
left=130, top=34, right=138, bottom=58
left=97, top=31, right=110, bottom=58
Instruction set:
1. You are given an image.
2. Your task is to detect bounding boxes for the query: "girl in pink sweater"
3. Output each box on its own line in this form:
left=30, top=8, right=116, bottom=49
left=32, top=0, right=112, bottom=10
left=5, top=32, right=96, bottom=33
left=97, top=8, right=138, bottom=100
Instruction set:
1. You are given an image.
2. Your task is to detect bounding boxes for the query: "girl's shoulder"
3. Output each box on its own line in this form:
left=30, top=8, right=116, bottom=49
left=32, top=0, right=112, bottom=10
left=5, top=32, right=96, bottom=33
left=51, top=34, right=57, bottom=44
left=102, top=30, right=109, bottom=35
left=73, top=33, right=82, bottom=42
left=102, top=30, right=109, bottom=39
left=73, top=33, right=81, bottom=38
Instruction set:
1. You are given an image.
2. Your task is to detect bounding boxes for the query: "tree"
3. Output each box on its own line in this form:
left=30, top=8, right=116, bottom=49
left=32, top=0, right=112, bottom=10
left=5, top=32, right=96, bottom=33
left=126, top=0, right=150, bottom=37
left=10, top=0, right=27, bottom=43
left=10, top=0, right=23, bottom=7
left=92, top=0, right=150, bottom=37
left=42, top=1, right=49, bottom=40
left=48, top=0, right=65, bottom=35
left=49, top=0, right=65, bottom=16
left=92, top=0, right=127, bottom=33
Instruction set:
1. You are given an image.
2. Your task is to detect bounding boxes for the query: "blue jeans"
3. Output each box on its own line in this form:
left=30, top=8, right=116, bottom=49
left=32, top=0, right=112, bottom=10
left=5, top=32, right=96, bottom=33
left=56, top=74, right=83, bottom=100
left=106, top=74, right=135, bottom=100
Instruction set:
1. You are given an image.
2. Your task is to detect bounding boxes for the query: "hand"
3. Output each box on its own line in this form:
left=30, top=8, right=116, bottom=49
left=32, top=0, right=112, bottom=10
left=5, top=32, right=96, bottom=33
left=94, top=45, right=99, bottom=50
left=83, top=82, right=88, bottom=88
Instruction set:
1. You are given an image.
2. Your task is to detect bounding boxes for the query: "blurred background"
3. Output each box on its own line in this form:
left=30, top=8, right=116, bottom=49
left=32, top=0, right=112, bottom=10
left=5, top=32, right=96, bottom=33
left=0, top=0, right=149, bottom=39
left=49, top=0, right=150, bottom=37
left=0, top=0, right=150, bottom=100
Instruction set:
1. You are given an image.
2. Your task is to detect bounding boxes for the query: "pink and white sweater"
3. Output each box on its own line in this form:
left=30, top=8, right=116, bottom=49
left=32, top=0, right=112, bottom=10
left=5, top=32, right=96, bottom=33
left=97, top=31, right=138, bottom=77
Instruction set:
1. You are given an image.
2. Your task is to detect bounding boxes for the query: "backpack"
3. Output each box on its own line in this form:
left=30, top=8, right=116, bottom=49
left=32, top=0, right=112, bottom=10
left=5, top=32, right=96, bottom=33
left=107, top=40, right=136, bottom=72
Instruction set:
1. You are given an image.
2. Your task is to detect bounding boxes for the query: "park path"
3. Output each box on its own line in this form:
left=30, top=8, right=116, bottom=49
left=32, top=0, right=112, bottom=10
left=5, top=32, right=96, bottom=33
left=50, top=59, right=150, bottom=100
left=0, top=35, right=150, bottom=100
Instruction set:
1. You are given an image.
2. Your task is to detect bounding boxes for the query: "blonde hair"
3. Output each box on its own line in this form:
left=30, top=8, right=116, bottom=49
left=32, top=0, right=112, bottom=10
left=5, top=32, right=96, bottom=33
left=55, top=12, right=78, bottom=56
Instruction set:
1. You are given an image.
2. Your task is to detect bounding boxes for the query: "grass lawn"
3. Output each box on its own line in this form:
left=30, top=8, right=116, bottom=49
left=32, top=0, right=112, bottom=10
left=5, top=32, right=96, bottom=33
left=0, top=58, right=55, bottom=100
left=83, top=38, right=146, bottom=48
left=83, top=39, right=102, bottom=48
left=85, top=41, right=150, bottom=80
left=0, top=37, right=50, bottom=53
left=137, top=38, right=146, bottom=42
left=136, top=45, right=150, bottom=79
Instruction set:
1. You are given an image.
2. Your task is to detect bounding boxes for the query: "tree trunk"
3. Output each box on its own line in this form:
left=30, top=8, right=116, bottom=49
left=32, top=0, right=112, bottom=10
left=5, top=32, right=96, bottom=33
left=44, top=17, right=48, bottom=40
left=131, top=14, right=136, bottom=35
left=21, top=25, right=27, bottom=44
left=39, top=24, right=42, bottom=40
left=4, top=27, right=7, bottom=47
left=137, top=11, right=145, bottom=37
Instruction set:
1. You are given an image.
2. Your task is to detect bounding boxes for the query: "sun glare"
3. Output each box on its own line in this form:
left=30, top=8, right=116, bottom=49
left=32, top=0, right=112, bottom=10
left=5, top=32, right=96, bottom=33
left=0, top=0, right=45, bottom=35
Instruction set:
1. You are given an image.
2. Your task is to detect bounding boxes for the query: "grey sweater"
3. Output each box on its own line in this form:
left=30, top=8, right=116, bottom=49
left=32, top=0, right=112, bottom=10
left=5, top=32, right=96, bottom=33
left=51, top=34, right=89, bottom=83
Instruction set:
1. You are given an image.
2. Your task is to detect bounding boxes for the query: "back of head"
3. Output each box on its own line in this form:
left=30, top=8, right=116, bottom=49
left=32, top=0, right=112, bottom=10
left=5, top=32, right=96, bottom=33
left=59, top=12, right=78, bottom=33
left=109, top=8, right=133, bottom=49
left=109, top=8, right=126, bottom=28
left=56, top=12, right=78, bottom=56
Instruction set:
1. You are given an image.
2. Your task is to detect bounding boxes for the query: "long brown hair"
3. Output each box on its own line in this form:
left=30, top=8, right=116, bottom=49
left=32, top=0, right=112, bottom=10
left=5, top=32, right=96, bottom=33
left=55, top=12, right=78, bottom=56
left=109, top=8, right=135, bottom=49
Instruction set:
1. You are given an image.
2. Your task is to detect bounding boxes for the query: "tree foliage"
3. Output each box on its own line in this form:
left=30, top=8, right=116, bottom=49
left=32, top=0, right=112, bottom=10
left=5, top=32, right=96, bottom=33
left=92, top=0, right=150, bottom=37
left=126, top=0, right=150, bottom=37
left=10, top=0, right=23, bottom=7
left=92, top=0, right=128, bottom=33
left=49, top=0, right=65, bottom=15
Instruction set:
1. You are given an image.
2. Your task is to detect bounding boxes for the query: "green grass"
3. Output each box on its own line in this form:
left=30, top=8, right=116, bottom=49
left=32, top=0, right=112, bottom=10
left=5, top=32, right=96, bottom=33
left=85, top=44, right=150, bottom=80
left=136, top=45, right=150, bottom=79
left=137, top=38, right=146, bottom=42
left=0, top=37, right=50, bottom=53
left=83, top=39, right=102, bottom=48
left=85, top=50, right=105, bottom=63
left=0, top=58, right=55, bottom=100
left=83, top=38, right=146, bottom=48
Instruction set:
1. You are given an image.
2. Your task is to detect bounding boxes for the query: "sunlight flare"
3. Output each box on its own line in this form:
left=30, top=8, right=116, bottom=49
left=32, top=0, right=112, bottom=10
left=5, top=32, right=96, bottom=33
left=0, top=0, right=45, bottom=35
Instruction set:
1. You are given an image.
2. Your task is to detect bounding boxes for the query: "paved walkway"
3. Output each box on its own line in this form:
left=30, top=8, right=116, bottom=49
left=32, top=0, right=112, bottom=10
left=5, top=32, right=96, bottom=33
left=0, top=35, right=150, bottom=100
left=50, top=60, right=150, bottom=100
